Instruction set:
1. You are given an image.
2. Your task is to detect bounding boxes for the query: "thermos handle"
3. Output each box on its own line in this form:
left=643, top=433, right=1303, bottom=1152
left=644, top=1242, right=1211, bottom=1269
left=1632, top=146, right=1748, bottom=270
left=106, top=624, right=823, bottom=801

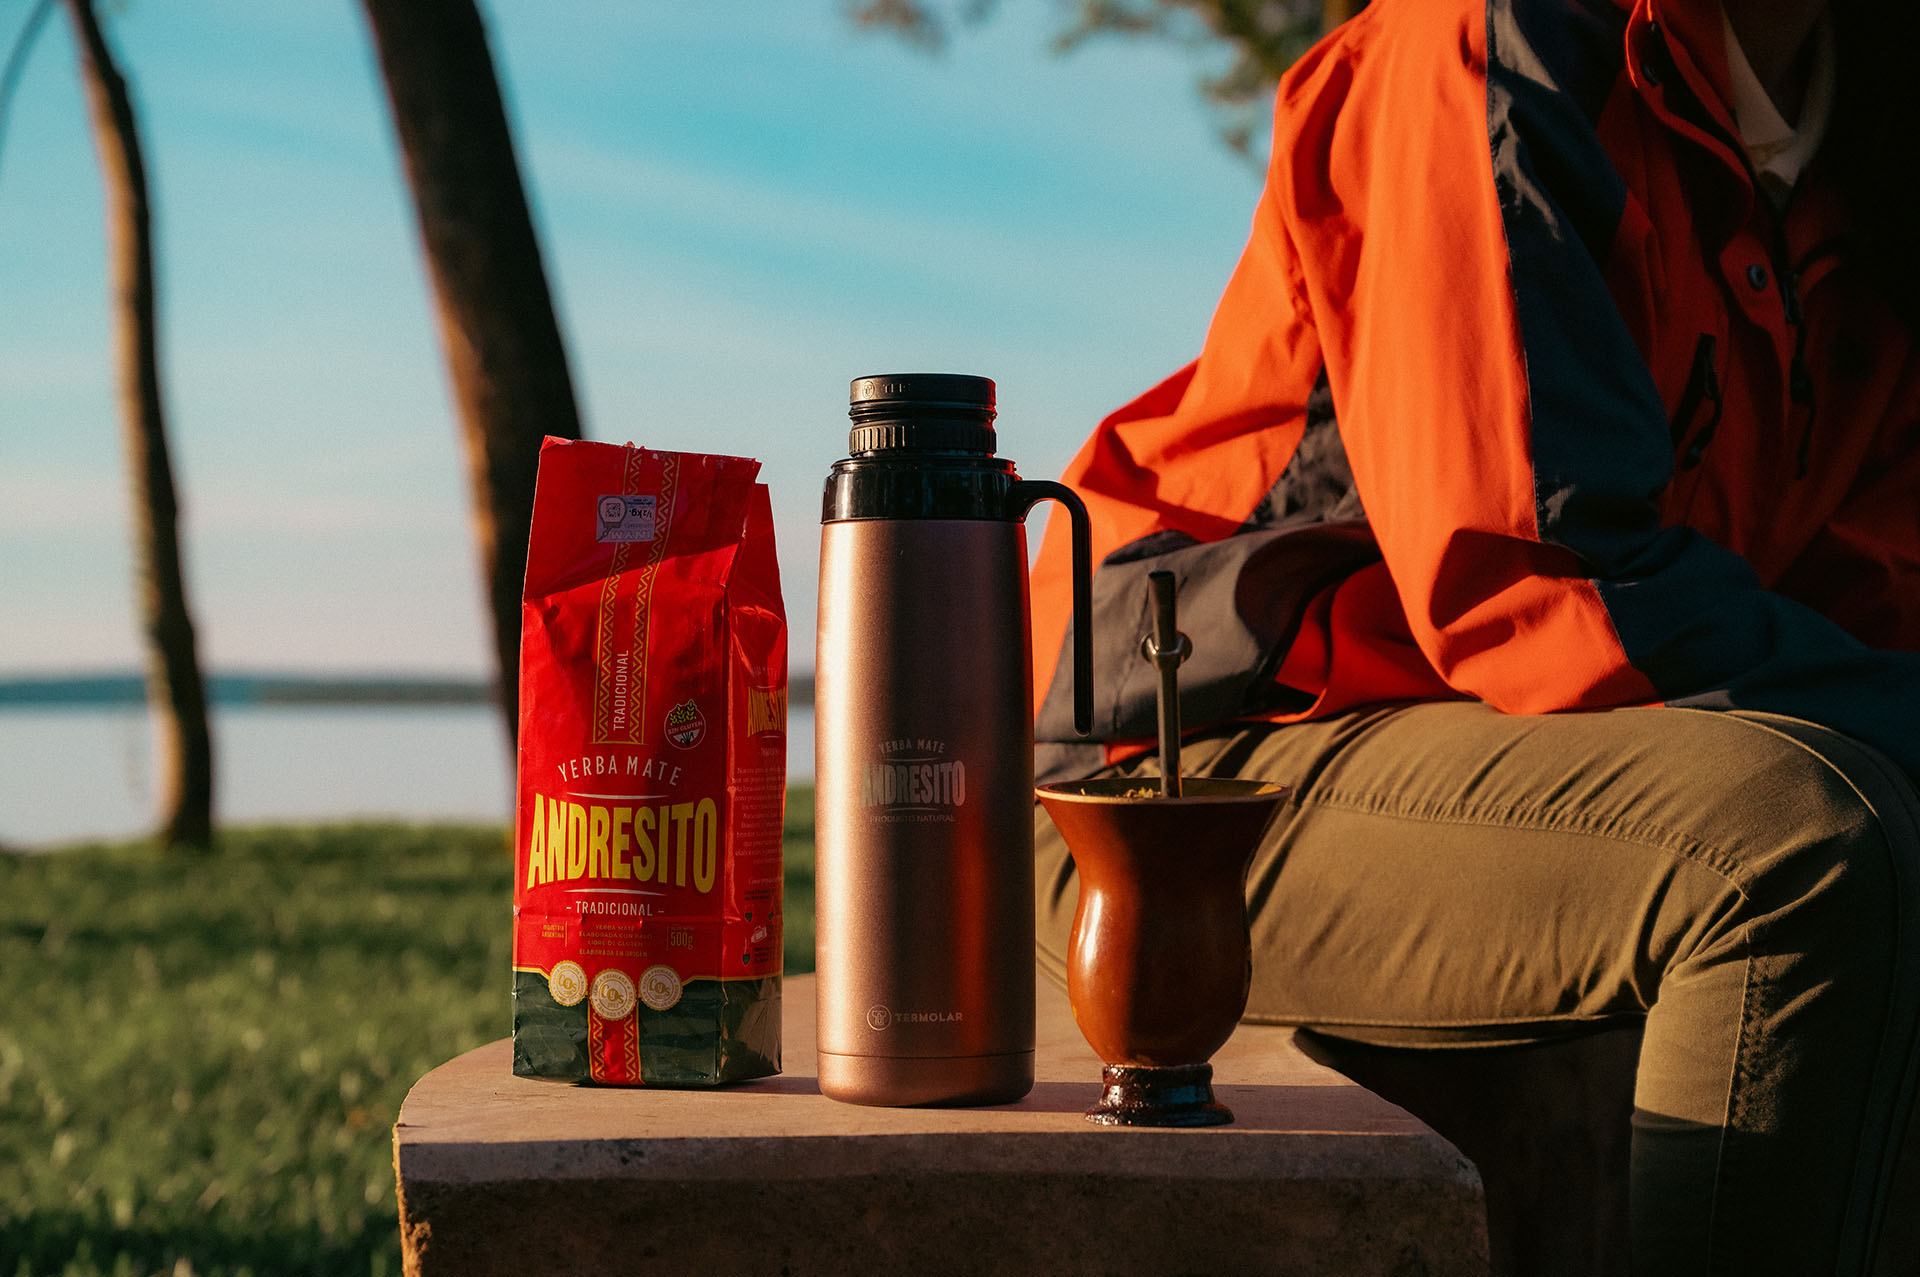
left=1009, top=480, right=1094, bottom=737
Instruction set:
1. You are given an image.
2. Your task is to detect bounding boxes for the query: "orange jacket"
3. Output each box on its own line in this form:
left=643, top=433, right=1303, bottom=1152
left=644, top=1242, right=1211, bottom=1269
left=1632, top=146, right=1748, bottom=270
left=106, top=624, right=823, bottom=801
left=1030, top=0, right=1920, bottom=783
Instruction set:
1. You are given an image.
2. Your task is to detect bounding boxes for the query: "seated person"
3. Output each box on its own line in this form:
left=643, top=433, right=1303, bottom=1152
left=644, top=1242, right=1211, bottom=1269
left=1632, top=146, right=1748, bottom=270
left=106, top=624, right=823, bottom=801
left=1027, top=0, right=1920, bottom=1271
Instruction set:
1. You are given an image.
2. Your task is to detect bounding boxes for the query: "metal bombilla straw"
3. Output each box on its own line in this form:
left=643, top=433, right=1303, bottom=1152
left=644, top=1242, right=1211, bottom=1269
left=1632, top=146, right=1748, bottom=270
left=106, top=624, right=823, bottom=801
left=1142, top=570, right=1192, bottom=798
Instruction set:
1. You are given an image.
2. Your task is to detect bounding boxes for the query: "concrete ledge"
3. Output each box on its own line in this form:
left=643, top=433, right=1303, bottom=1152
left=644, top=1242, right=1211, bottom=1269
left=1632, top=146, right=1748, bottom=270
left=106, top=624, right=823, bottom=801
left=395, top=974, right=1488, bottom=1275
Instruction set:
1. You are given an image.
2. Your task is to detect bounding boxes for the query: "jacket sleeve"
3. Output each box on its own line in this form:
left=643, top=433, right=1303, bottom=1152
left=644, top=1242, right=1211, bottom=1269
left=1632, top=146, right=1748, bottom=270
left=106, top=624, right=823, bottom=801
left=1277, top=4, right=1920, bottom=775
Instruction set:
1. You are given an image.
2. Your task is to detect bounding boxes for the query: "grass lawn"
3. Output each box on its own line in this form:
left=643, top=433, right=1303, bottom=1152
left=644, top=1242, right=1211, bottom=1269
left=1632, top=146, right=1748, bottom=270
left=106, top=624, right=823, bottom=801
left=0, top=790, right=816, bottom=1277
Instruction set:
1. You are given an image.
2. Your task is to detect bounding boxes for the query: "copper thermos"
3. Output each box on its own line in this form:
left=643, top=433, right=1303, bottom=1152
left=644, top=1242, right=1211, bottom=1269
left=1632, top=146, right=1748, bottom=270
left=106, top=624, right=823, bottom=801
left=815, top=373, right=1091, bottom=1106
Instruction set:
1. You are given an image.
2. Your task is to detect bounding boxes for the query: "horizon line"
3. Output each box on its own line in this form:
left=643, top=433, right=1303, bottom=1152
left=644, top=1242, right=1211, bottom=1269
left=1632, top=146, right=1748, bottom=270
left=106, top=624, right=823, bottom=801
left=0, top=669, right=818, bottom=709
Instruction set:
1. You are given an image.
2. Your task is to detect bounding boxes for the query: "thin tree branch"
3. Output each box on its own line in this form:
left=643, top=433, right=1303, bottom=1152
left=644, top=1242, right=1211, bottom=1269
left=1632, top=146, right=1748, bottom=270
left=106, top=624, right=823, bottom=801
left=0, top=0, right=57, bottom=185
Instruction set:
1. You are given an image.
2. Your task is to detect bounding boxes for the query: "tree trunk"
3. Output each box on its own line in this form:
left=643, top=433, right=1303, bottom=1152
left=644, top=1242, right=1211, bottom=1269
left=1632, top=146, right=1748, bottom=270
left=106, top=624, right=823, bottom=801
left=357, top=0, right=584, bottom=745
left=63, top=0, right=213, bottom=850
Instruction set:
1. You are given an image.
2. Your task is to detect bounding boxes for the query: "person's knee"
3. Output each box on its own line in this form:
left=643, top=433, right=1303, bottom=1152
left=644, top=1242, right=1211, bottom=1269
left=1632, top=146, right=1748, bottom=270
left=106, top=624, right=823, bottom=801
left=1669, top=712, right=1919, bottom=964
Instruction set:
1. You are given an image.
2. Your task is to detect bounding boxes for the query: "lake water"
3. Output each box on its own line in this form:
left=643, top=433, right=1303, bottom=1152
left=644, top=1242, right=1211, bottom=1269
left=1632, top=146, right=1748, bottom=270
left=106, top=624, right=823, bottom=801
left=0, top=704, right=816, bottom=850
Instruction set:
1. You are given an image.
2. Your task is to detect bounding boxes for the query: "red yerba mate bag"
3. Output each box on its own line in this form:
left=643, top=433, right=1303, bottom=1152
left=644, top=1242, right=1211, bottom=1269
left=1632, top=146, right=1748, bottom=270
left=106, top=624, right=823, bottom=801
left=512, top=438, right=785, bottom=1085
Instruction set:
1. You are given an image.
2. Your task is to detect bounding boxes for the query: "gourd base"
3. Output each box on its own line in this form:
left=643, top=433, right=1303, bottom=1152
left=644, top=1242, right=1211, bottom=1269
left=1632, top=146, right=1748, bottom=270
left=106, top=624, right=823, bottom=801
left=1085, top=1063, right=1232, bottom=1127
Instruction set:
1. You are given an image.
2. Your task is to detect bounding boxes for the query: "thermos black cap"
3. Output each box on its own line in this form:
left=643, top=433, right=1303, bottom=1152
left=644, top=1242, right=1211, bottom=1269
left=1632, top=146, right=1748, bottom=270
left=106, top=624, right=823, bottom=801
left=848, top=373, right=997, bottom=456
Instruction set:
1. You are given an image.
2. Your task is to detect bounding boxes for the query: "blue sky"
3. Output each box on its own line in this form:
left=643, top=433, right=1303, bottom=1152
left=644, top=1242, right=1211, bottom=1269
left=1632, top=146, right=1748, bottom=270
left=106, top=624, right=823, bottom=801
left=0, top=0, right=1260, bottom=677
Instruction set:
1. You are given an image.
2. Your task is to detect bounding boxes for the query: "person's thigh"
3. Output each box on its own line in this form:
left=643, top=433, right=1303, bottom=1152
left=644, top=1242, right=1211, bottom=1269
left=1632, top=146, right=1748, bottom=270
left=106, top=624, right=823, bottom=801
left=1033, top=700, right=1920, bottom=1272
left=1040, top=702, right=1917, bottom=1033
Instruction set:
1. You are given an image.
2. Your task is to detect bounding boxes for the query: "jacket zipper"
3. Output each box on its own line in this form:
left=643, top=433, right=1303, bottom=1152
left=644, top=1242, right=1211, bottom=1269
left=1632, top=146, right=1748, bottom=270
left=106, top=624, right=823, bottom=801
left=1641, top=23, right=1834, bottom=482
left=1673, top=333, right=1723, bottom=469
left=1762, top=197, right=1830, bottom=480
left=1780, top=260, right=1817, bottom=478
left=1785, top=238, right=1849, bottom=478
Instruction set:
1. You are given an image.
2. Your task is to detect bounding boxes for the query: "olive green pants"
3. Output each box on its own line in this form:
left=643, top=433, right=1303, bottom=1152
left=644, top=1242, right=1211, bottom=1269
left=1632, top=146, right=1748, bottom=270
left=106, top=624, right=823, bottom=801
left=1034, top=703, right=1920, bottom=1276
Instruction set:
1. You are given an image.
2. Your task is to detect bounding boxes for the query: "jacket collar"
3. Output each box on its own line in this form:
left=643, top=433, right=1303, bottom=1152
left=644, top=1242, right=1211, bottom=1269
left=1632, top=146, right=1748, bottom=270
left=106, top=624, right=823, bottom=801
left=1646, top=0, right=1738, bottom=120
left=1620, top=0, right=1763, bottom=244
left=1623, top=0, right=1850, bottom=276
left=1626, top=0, right=1743, bottom=166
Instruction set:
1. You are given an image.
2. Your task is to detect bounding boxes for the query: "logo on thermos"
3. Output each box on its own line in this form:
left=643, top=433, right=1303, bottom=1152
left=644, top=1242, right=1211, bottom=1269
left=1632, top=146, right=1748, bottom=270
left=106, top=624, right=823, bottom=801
left=861, top=739, right=966, bottom=823
left=866, top=1004, right=963, bottom=1030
